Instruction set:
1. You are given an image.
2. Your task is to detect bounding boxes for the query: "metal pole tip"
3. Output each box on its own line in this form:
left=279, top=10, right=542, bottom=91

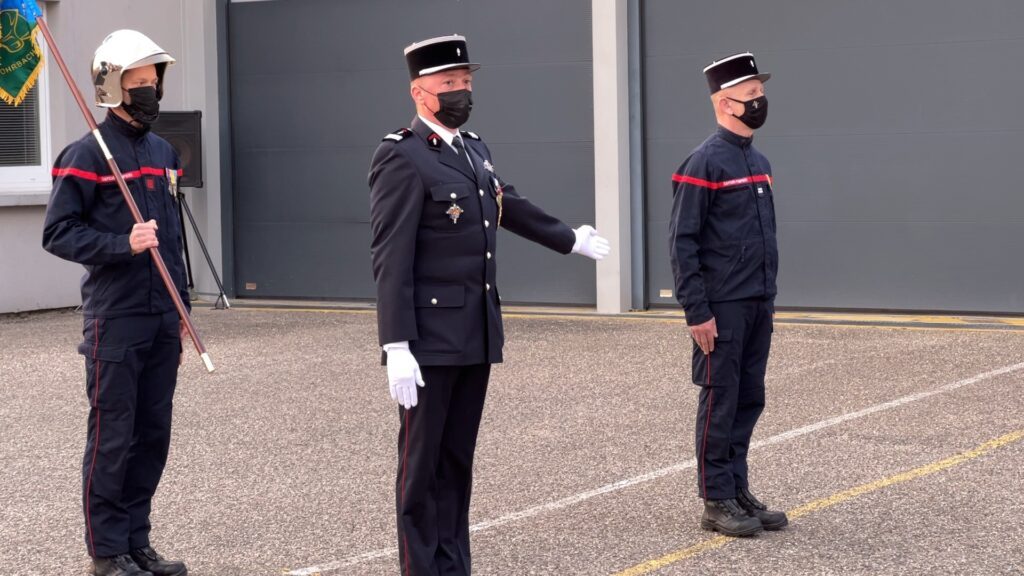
left=201, top=352, right=215, bottom=373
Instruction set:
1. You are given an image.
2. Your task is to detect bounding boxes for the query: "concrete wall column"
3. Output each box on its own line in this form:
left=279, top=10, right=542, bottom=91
left=592, top=0, right=633, bottom=313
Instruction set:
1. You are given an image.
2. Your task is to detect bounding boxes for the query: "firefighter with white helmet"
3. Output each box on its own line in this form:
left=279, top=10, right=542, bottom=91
left=42, top=29, right=189, bottom=576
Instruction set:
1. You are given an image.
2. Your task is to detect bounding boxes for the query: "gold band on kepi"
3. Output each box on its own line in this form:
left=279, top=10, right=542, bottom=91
left=703, top=52, right=771, bottom=94
left=404, top=34, right=481, bottom=79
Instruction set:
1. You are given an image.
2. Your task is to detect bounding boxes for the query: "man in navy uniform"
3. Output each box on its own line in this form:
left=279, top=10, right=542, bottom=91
left=369, top=34, right=610, bottom=575
left=42, top=30, right=190, bottom=576
left=669, top=52, right=788, bottom=537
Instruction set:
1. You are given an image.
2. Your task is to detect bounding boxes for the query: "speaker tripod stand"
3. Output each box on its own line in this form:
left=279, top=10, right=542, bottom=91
left=176, top=187, right=230, bottom=310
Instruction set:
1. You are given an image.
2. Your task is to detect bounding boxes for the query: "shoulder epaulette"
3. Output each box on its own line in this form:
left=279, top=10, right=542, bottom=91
left=460, top=130, right=481, bottom=141
left=383, top=128, right=413, bottom=142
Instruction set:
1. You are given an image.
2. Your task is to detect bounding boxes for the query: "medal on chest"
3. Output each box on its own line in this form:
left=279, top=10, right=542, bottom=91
left=444, top=187, right=465, bottom=223
left=446, top=201, right=464, bottom=224
left=166, top=168, right=178, bottom=200
left=483, top=159, right=503, bottom=227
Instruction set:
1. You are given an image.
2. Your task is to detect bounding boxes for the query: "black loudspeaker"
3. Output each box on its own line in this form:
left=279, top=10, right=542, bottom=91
left=151, top=111, right=203, bottom=188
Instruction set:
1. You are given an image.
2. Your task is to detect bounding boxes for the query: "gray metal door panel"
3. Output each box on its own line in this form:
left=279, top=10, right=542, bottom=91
left=643, top=0, right=1024, bottom=313
left=233, top=148, right=374, bottom=224
left=235, top=222, right=374, bottom=298
left=229, top=0, right=594, bottom=303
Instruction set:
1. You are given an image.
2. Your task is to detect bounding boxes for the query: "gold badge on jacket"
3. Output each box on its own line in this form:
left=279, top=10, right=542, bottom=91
left=166, top=168, right=178, bottom=199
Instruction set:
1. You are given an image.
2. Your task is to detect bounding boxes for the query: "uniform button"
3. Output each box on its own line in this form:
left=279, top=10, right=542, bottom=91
left=484, top=220, right=490, bottom=228
left=450, top=192, right=457, bottom=199
left=479, top=189, right=485, bottom=197
left=486, top=251, right=492, bottom=260
left=486, top=283, right=491, bottom=291
left=431, top=298, right=438, bottom=305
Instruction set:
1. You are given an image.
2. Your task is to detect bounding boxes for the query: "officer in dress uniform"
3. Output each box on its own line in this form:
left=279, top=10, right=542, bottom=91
left=669, top=52, right=788, bottom=537
left=42, top=30, right=190, bottom=576
left=369, top=34, right=610, bottom=575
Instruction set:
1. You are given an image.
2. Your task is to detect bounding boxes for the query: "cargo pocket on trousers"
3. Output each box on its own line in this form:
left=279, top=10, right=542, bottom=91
left=691, top=329, right=733, bottom=386
left=78, top=342, right=128, bottom=408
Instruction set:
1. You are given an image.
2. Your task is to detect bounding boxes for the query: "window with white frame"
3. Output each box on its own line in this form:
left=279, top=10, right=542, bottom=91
left=0, top=3, right=51, bottom=195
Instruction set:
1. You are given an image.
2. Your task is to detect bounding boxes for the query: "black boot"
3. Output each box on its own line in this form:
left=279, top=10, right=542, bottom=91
left=129, top=546, right=188, bottom=576
left=700, top=498, right=763, bottom=536
left=91, top=555, right=153, bottom=576
left=737, top=487, right=789, bottom=530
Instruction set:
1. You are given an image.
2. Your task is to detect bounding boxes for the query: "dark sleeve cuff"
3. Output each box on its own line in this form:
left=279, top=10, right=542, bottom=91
left=119, top=234, right=135, bottom=261
left=559, top=225, right=576, bottom=255
left=684, top=304, right=714, bottom=326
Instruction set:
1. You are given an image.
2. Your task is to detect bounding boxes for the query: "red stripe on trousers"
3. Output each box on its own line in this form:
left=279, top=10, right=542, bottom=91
left=401, top=409, right=412, bottom=576
left=701, top=357, right=713, bottom=500
left=85, top=319, right=101, bottom=557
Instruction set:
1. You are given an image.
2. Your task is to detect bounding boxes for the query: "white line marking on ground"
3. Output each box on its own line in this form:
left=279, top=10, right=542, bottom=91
left=285, top=361, right=1024, bottom=575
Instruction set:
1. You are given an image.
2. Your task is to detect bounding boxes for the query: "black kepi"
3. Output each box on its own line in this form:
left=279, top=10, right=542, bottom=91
left=404, top=34, right=481, bottom=79
left=703, top=52, right=770, bottom=94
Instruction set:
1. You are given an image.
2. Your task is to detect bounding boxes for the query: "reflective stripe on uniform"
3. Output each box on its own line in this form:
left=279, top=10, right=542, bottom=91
left=672, top=173, right=770, bottom=190
left=52, top=166, right=183, bottom=183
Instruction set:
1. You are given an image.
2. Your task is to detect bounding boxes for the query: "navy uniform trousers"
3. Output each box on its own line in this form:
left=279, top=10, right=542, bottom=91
left=79, top=310, right=180, bottom=557
left=396, top=364, right=490, bottom=576
left=691, top=298, right=772, bottom=500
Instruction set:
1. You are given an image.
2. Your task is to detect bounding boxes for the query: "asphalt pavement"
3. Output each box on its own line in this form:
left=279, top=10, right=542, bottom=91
left=1, top=306, right=1022, bottom=575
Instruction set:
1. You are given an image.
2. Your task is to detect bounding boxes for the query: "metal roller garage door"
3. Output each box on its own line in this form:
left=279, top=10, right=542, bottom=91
left=642, top=1, right=1024, bottom=313
left=228, top=0, right=596, bottom=304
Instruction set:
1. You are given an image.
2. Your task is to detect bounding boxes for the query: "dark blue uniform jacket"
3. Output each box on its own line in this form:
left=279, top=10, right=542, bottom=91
left=369, top=117, right=575, bottom=366
left=669, top=126, right=778, bottom=326
left=42, top=111, right=188, bottom=318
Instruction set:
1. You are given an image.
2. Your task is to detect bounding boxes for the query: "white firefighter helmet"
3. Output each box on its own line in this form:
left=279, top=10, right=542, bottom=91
left=91, top=29, right=176, bottom=108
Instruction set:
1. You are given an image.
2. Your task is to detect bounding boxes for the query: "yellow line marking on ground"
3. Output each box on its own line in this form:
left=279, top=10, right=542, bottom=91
left=782, top=312, right=971, bottom=325
left=233, top=306, right=1024, bottom=333
left=237, top=306, right=377, bottom=316
left=775, top=322, right=1024, bottom=334
left=611, top=429, right=1024, bottom=576
left=612, top=536, right=736, bottom=575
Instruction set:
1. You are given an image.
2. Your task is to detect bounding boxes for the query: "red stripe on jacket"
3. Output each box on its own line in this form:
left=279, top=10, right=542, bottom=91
left=52, top=166, right=183, bottom=183
left=672, top=173, right=771, bottom=190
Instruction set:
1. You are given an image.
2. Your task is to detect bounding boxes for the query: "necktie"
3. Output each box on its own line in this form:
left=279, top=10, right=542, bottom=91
left=452, top=136, right=476, bottom=175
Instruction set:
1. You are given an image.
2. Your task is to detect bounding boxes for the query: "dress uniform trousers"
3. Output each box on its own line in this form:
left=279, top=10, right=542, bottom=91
left=79, top=310, right=181, bottom=557
left=396, top=364, right=491, bottom=576
left=691, top=298, right=772, bottom=500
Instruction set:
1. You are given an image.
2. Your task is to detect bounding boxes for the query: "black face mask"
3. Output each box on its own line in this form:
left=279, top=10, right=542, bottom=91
left=728, top=95, right=768, bottom=130
left=122, top=86, right=161, bottom=126
left=423, top=88, right=473, bottom=129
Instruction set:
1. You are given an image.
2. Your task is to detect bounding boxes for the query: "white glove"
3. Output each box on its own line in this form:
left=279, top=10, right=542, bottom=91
left=383, top=342, right=425, bottom=409
left=571, top=225, right=611, bottom=261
